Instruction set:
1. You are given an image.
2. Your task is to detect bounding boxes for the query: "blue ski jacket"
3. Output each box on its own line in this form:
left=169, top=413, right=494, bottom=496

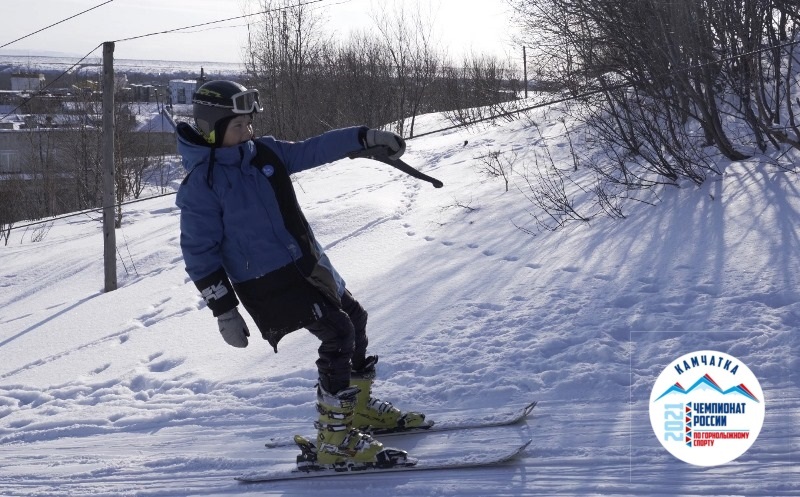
left=175, top=123, right=366, bottom=324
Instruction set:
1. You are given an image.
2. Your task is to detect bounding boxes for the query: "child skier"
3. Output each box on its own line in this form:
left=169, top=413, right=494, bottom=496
left=175, top=80, right=427, bottom=468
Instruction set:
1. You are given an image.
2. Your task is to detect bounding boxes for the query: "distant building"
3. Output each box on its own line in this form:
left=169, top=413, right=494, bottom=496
left=11, top=73, right=45, bottom=92
left=0, top=134, right=20, bottom=173
left=131, top=84, right=156, bottom=102
left=169, top=80, right=198, bottom=105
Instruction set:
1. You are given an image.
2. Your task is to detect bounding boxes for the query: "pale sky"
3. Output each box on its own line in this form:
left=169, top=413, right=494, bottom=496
left=2, top=0, right=520, bottom=64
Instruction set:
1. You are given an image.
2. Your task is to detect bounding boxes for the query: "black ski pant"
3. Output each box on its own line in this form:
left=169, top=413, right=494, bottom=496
left=306, top=290, right=369, bottom=394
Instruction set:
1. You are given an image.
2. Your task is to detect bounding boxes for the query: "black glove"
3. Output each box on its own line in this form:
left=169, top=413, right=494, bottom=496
left=217, top=308, right=250, bottom=348
left=365, top=129, right=406, bottom=160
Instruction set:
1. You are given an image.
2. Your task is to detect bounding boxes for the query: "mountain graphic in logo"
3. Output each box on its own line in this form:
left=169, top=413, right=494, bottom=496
left=654, top=373, right=760, bottom=402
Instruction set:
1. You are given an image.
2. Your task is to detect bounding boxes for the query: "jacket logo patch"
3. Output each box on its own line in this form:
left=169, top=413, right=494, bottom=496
left=201, top=281, right=229, bottom=302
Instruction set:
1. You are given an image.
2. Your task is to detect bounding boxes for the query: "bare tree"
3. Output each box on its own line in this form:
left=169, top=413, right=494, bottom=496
left=326, top=31, right=396, bottom=129
left=371, top=1, right=444, bottom=137
left=242, top=0, right=519, bottom=140
left=442, top=53, right=521, bottom=129
left=244, top=0, right=331, bottom=139
left=508, top=0, right=800, bottom=227
left=56, top=91, right=103, bottom=211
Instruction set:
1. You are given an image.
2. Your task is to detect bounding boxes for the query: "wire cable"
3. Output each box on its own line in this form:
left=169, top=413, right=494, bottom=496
left=0, top=44, right=103, bottom=121
left=7, top=35, right=800, bottom=233
left=4, top=7, right=800, bottom=235
left=5, top=190, right=179, bottom=233
left=112, top=0, right=341, bottom=43
left=413, top=36, right=800, bottom=139
left=0, top=0, right=115, bottom=50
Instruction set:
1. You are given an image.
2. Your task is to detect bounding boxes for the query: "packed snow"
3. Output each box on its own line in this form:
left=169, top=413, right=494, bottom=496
left=0, top=103, right=798, bottom=496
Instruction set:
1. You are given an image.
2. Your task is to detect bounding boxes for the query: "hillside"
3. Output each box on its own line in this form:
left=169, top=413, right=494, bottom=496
left=0, top=107, right=798, bottom=496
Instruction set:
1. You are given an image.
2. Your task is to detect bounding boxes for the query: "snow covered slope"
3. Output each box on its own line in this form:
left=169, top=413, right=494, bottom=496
left=0, top=107, right=798, bottom=496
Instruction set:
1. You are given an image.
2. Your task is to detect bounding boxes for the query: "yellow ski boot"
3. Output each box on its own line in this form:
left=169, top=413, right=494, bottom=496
left=311, top=384, right=410, bottom=469
left=351, top=356, right=431, bottom=434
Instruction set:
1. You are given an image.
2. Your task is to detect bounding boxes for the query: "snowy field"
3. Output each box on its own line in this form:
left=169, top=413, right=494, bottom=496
left=0, top=104, right=798, bottom=496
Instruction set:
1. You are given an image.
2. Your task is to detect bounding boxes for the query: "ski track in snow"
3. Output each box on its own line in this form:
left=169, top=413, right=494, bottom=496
left=0, top=109, right=798, bottom=496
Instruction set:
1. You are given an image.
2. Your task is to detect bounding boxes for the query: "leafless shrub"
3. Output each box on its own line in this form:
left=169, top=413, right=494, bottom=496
left=518, top=151, right=591, bottom=232
left=26, top=221, right=52, bottom=243
left=476, top=148, right=518, bottom=192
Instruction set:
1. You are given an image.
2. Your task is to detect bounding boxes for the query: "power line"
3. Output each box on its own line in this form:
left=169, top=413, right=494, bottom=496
left=4, top=7, right=800, bottom=234
left=6, top=191, right=179, bottom=233
left=0, top=0, right=116, bottom=50
left=415, top=36, right=800, bottom=139
left=8, top=34, right=800, bottom=234
left=0, top=44, right=104, bottom=121
left=112, top=0, right=342, bottom=44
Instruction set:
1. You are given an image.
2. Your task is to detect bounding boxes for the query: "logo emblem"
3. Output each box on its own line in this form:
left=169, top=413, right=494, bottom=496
left=201, top=281, right=229, bottom=303
left=649, top=350, right=765, bottom=466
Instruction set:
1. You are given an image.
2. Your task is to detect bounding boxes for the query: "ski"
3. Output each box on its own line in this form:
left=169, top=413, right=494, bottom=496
left=236, top=439, right=532, bottom=483
left=263, top=400, right=537, bottom=448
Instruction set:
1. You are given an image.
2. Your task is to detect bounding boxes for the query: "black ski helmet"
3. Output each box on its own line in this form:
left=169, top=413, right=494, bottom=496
left=192, top=80, right=263, bottom=145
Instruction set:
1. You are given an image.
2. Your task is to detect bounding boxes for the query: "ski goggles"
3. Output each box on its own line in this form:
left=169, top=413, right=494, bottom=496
left=231, top=89, right=263, bottom=114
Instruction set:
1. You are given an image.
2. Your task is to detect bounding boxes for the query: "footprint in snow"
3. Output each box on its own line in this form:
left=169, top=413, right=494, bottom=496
left=691, top=284, right=718, bottom=296
left=137, top=308, right=163, bottom=327
left=148, top=358, right=184, bottom=373
left=92, top=363, right=111, bottom=375
left=467, top=302, right=506, bottom=318
left=610, top=294, right=639, bottom=308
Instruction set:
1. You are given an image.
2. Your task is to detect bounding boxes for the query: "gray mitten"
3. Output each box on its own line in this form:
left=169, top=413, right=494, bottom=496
left=217, top=308, right=250, bottom=348
left=365, top=129, right=406, bottom=160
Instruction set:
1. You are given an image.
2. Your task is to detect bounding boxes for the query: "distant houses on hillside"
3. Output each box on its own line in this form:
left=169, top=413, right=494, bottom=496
left=11, top=73, right=45, bottom=92
left=169, top=80, right=198, bottom=105
left=0, top=69, right=209, bottom=176
left=0, top=66, right=215, bottom=224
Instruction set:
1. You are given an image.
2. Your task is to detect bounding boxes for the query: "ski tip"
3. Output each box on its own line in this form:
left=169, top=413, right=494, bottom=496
left=508, top=439, right=533, bottom=460
left=523, top=400, right=538, bottom=416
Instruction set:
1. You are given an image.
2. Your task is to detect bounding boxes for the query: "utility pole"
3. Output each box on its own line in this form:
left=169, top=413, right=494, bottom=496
left=523, top=46, right=528, bottom=99
left=102, top=41, right=117, bottom=292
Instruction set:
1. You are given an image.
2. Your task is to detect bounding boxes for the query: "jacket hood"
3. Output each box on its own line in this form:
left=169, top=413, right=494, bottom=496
left=176, top=122, right=256, bottom=174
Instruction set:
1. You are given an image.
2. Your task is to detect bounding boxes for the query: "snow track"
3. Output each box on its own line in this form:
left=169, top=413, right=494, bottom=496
left=1, top=110, right=797, bottom=496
